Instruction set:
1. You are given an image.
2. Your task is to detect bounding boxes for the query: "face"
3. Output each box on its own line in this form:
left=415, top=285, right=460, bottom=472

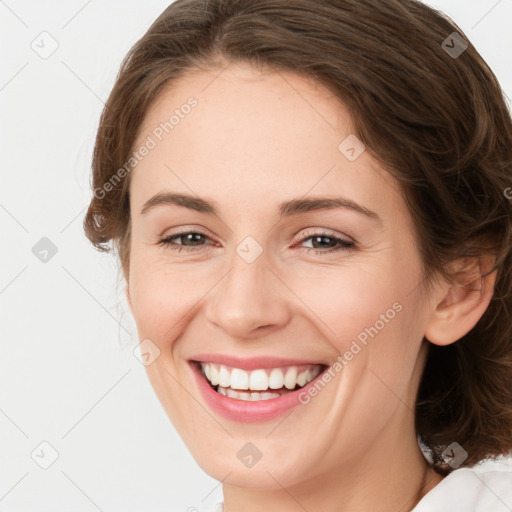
left=126, top=61, right=436, bottom=489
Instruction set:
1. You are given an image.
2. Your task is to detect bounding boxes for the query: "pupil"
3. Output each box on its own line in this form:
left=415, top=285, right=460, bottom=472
left=313, top=236, right=334, bottom=249
left=185, top=233, right=203, bottom=245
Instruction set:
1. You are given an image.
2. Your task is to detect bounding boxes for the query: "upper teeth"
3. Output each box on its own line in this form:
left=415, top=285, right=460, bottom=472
left=200, top=363, right=322, bottom=391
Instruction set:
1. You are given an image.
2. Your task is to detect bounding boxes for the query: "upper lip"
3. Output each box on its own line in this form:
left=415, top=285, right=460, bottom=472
left=189, top=353, right=326, bottom=370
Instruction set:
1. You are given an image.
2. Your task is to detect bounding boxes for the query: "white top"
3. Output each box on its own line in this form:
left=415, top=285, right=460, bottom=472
left=207, top=459, right=512, bottom=512
left=413, top=459, right=512, bottom=512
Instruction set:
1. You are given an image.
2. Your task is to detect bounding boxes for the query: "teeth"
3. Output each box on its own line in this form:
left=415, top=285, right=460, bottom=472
left=199, top=362, right=323, bottom=395
left=231, top=368, right=249, bottom=390
left=269, top=368, right=284, bottom=389
left=210, top=364, right=219, bottom=386
left=219, top=365, right=231, bottom=387
left=261, top=392, right=279, bottom=400
left=226, top=388, right=238, bottom=399
left=297, top=370, right=307, bottom=387
left=284, top=367, right=298, bottom=390
left=249, top=369, right=269, bottom=390
left=217, top=386, right=280, bottom=401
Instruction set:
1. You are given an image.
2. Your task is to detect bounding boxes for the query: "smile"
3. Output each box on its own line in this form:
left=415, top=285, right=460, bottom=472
left=199, top=362, right=324, bottom=401
left=189, top=356, right=329, bottom=422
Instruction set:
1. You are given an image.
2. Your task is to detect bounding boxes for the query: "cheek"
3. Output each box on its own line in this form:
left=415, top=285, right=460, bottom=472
left=283, top=262, right=407, bottom=351
left=127, top=258, right=213, bottom=425
left=281, top=254, right=425, bottom=400
left=128, top=255, right=214, bottom=342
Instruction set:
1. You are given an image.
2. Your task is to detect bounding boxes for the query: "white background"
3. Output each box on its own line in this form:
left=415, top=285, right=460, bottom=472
left=1, top=1, right=511, bottom=511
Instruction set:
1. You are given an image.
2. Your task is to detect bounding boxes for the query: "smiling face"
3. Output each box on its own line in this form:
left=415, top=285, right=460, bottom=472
left=126, top=61, right=439, bottom=493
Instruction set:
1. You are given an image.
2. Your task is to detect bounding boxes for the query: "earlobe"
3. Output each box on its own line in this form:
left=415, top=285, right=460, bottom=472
left=424, top=255, right=497, bottom=346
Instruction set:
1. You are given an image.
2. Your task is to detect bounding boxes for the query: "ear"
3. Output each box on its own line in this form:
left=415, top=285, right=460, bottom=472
left=424, top=254, right=497, bottom=346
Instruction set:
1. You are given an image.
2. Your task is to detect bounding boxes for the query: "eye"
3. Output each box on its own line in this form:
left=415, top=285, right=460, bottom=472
left=157, top=231, right=215, bottom=253
left=157, top=229, right=355, bottom=255
left=293, top=229, right=355, bottom=255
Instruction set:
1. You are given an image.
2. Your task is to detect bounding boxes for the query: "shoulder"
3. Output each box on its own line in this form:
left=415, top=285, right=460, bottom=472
left=413, top=457, right=512, bottom=512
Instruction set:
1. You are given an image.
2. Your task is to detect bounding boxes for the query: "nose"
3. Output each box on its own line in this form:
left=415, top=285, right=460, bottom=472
left=205, top=248, right=292, bottom=339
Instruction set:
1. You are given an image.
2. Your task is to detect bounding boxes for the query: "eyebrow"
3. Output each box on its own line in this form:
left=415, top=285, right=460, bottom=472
left=140, top=192, right=382, bottom=224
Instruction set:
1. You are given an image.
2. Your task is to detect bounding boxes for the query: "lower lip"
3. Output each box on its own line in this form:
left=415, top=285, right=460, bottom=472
left=190, top=362, right=326, bottom=423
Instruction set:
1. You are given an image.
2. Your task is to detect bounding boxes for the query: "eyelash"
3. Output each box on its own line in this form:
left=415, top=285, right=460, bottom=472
left=157, top=229, right=355, bottom=255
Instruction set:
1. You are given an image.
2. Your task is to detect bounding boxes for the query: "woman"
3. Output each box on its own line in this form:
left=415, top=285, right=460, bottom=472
left=84, top=0, right=512, bottom=510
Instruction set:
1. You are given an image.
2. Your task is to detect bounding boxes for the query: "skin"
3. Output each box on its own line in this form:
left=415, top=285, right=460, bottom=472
left=125, top=60, right=496, bottom=511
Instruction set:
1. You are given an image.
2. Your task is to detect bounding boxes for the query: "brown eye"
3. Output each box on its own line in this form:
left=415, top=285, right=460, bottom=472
left=295, top=230, right=355, bottom=255
left=158, top=231, right=214, bottom=253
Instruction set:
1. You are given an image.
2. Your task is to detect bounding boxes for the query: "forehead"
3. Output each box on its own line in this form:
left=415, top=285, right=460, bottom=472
left=135, top=61, right=350, bottom=156
left=130, top=61, right=403, bottom=217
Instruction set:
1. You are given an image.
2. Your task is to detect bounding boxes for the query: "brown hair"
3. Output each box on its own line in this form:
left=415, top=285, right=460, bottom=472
left=84, top=0, right=512, bottom=474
